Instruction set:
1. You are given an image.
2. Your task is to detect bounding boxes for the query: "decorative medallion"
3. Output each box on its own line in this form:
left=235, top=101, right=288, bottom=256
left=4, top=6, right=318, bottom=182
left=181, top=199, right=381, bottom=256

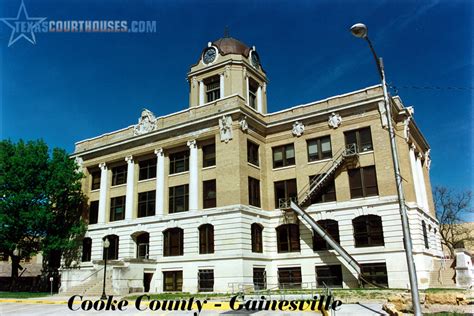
left=328, top=112, right=342, bottom=129
left=292, top=121, right=305, bottom=137
left=134, top=109, right=157, bottom=135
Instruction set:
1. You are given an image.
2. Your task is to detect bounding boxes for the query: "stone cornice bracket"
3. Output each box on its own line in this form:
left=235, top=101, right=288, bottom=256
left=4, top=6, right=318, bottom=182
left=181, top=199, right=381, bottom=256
left=225, top=65, right=231, bottom=77
left=154, top=148, right=164, bottom=156
left=218, top=115, right=233, bottom=143
left=378, top=101, right=388, bottom=129
left=99, top=162, right=107, bottom=170
left=239, top=116, right=248, bottom=132
left=74, top=157, right=83, bottom=173
left=292, top=121, right=305, bottom=137
left=187, top=139, right=197, bottom=149
left=125, top=155, right=133, bottom=163
left=243, top=67, right=248, bottom=78
left=263, top=82, right=267, bottom=93
left=192, top=76, right=197, bottom=88
left=328, top=112, right=342, bottom=129
left=425, top=149, right=432, bottom=170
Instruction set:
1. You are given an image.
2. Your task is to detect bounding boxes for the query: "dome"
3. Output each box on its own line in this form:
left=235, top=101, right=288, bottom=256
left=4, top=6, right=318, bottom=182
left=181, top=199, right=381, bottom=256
left=212, top=37, right=252, bottom=57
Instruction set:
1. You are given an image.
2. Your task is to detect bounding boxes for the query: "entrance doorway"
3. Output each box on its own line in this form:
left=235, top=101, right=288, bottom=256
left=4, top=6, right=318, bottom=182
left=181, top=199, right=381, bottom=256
left=144, top=273, right=153, bottom=292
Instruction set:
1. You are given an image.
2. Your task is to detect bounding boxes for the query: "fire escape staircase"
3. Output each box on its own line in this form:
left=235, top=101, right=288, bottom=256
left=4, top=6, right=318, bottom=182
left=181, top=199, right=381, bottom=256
left=279, top=144, right=384, bottom=287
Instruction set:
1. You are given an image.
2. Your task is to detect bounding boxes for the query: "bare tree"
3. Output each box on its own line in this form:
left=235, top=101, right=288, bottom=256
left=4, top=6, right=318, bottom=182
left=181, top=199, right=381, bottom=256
left=434, top=186, right=473, bottom=257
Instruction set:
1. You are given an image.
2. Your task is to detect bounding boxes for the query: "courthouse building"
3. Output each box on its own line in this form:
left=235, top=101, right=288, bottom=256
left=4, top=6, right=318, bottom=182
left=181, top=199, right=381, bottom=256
left=61, top=36, right=443, bottom=295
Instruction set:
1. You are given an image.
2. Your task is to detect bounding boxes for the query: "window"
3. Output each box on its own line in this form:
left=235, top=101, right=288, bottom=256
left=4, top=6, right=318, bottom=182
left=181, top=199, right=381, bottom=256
left=316, top=265, right=343, bottom=288
left=138, top=190, right=155, bottom=218
left=103, top=235, right=119, bottom=260
left=89, top=201, right=99, bottom=224
left=169, top=185, right=189, bottom=214
left=353, top=215, right=384, bottom=247
left=272, top=144, right=295, bottom=168
left=163, top=228, right=183, bottom=256
left=135, top=232, right=149, bottom=259
left=307, top=136, right=332, bottom=162
left=361, top=263, right=388, bottom=287
left=309, top=175, right=336, bottom=204
left=248, top=177, right=261, bottom=207
left=111, top=165, right=127, bottom=186
left=169, top=150, right=189, bottom=174
left=139, top=158, right=156, bottom=180
left=199, top=224, right=214, bottom=254
left=422, top=221, right=429, bottom=249
left=91, top=171, right=101, bottom=190
left=253, top=268, right=266, bottom=290
left=249, top=78, right=258, bottom=109
left=205, top=76, right=220, bottom=102
left=81, top=238, right=92, bottom=262
left=202, top=143, right=216, bottom=168
left=345, top=127, right=373, bottom=153
left=348, top=166, right=378, bottom=198
left=163, top=271, right=183, bottom=292
left=203, top=180, right=216, bottom=209
left=313, top=219, right=340, bottom=251
left=110, top=196, right=125, bottom=222
left=247, top=140, right=259, bottom=166
left=278, top=267, right=302, bottom=289
left=198, top=269, right=214, bottom=292
left=251, top=223, right=263, bottom=253
left=274, top=179, right=297, bottom=209
left=276, top=224, right=300, bottom=253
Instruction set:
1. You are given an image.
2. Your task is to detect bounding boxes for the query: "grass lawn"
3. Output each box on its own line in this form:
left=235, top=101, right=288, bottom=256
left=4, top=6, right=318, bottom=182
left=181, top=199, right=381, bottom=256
left=0, top=292, right=51, bottom=299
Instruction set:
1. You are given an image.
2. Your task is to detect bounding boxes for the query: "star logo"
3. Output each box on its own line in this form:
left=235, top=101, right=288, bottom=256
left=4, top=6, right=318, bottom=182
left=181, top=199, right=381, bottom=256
left=0, top=1, right=47, bottom=47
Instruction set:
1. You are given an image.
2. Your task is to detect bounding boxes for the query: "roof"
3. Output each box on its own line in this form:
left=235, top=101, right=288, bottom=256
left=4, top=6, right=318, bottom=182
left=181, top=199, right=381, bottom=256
left=212, top=37, right=252, bottom=57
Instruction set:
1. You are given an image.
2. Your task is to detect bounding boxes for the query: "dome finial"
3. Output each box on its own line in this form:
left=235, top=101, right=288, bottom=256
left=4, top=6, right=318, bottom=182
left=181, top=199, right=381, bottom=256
left=224, top=25, right=230, bottom=38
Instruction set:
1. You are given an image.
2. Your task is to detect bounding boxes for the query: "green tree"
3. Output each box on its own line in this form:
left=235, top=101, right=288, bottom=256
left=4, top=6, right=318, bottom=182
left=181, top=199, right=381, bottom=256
left=0, top=139, right=86, bottom=290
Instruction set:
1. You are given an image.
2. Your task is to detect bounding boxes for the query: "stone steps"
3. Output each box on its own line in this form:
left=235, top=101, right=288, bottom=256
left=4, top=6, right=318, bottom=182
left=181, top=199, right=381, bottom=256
left=430, top=259, right=456, bottom=287
left=62, top=276, right=117, bottom=296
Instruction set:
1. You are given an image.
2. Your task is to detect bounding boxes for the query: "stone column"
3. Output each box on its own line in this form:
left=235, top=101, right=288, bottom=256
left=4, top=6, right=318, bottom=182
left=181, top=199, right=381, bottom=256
left=257, top=85, right=263, bottom=113
left=187, top=140, right=198, bottom=211
left=416, top=153, right=428, bottom=210
left=220, top=73, right=225, bottom=99
left=125, top=156, right=135, bottom=220
left=245, top=76, right=250, bottom=106
left=409, top=145, right=422, bottom=207
left=98, top=162, right=108, bottom=224
left=154, top=148, right=165, bottom=215
left=199, top=81, right=205, bottom=105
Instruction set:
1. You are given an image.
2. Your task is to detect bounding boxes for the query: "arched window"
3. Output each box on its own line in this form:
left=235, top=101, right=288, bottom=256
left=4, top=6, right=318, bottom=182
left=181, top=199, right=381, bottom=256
left=81, top=238, right=92, bottom=262
left=133, top=232, right=150, bottom=259
left=103, top=235, right=119, bottom=260
left=199, top=224, right=214, bottom=254
left=313, top=219, right=340, bottom=251
left=251, top=223, right=263, bottom=253
left=352, top=215, right=384, bottom=247
left=422, top=221, right=429, bottom=249
left=276, top=224, right=300, bottom=253
left=163, top=228, right=183, bottom=256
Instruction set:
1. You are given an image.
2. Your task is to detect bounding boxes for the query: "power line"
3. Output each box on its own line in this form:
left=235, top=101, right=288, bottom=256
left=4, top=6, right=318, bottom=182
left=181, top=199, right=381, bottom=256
left=389, top=84, right=474, bottom=92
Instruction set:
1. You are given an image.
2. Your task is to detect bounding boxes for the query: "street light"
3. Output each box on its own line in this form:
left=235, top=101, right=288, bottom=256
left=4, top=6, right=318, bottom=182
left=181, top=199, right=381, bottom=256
left=101, top=237, right=110, bottom=300
left=350, top=23, right=422, bottom=316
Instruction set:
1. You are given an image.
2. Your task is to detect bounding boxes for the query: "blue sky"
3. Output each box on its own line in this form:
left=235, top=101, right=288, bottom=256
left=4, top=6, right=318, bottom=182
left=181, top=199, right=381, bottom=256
left=0, top=0, right=472, bottom=191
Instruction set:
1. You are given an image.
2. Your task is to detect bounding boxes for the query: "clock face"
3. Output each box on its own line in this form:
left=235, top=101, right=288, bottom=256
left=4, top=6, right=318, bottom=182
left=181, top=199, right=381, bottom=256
left=203, top=47, right=217, bottom=64
left=251, top=51, right=260, bottom=67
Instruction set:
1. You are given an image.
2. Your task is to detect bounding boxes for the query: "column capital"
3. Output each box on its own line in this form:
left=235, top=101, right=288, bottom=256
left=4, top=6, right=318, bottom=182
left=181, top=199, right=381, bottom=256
left=154, top=148, right=164, bottom=156
left=99, top=162, right=107, bottom=170
left=125, top=155, right=134, bottom=163
left=187, top=139, right=197, bottom=149
left=410, top=143, right=416, bottom=150
left=417, top=152, right=423, bottom=159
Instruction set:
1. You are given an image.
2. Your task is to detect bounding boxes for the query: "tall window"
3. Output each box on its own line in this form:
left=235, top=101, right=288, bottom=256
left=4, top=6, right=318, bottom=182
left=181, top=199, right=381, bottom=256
left=91, top=171, right=101, bottom=190
left=253, top=268, right=266, bottom=290
left=163, top=228, right=184, bottom=256
left=169, top=185, right=189, bottom=213
left=169, top=150, right=189, bottom=174
left=203, top=180, right=216, bottom=209
left=272, top=144, right=295, bottom=168
left=307, top=136, right=332, bottom=162
left=163, top=271, right=183, bottom=292
left=248, top=78, right=258, bottom=109
left=274, top=179, right=297, bottom=209
left=199, top=224, right=214, bottom=254
left=81, top=238, right=92, bottom=262
left=313, top=219, right=340, bottom=251
left=103, top=235, right=119, bottom=260
left=316, top=265, right=343, bottom=288
left=278, top=267, right=302, bottom=289
left=138, top=190, right=155, bottom=218
left=205, top=76, right=220, bottom=102
left=309, top=175, right=336, bottom=204
left=202, top=143, right=216, bottom=168
left=89, top=201, right=99, bottom=224
left=251, top=223, right=263, bottom=253
left=139, top=158, right=156, bottom=180
left=345, top=127, right=373, bottom=153
left=348, top=166, right=378, bottom=198
left=248, top=177, right=261, bottom=207
left=135, top=232, right=149, bottom=259
left=111, top=165, right=127, bottom=186
left=198, top=269, right=214, bottom=292
left=353, top=215, right=384, bottom=247
left=361, top=263, right=388, bottom=287
left=276, top=224, right=300, bottom=253
left=422, top=220, right=429, bottom=249
left=110, top=196, right=125, bottom=222
left=247, top=140, right=259, bottom=166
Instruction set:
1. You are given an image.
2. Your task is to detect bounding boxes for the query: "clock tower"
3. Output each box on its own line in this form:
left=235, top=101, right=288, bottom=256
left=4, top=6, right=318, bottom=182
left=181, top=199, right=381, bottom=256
left=187, top=36, right=268, bottom=114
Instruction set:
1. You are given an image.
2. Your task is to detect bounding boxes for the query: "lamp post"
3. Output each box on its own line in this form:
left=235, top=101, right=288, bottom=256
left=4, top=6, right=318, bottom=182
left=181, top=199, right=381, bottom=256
left=101, top=238, right=110, bottom=300
left=350, top=23, right=422, bottom=315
